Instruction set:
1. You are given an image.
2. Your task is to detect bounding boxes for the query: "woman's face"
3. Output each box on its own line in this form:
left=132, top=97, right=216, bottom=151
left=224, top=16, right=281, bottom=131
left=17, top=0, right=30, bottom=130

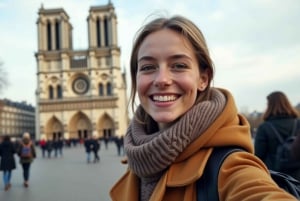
left=137, top=29, right=208, bottom=129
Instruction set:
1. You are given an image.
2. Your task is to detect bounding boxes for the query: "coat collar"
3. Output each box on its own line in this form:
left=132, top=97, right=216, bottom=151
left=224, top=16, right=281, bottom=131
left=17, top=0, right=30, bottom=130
left=110, top=170, right=139, bottom=201
left=110, top=149, right=212, bottom=201
left=166, top=149, right=212, bottom=186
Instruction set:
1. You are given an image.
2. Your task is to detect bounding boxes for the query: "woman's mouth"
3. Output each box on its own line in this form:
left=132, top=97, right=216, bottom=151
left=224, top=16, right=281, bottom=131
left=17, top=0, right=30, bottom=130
left=151, top=95, right=178, bottom=102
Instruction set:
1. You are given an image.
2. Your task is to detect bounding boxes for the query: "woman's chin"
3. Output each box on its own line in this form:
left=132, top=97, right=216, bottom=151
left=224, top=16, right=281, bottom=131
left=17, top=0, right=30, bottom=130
left=154, top=117, right=177, bottom=130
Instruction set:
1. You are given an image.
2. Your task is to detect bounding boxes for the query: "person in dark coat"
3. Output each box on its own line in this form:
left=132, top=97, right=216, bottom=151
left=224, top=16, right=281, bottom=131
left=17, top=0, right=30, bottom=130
left=53, top=138, right=61, bottom=157
left=17, top=132, right=36, bottom=188
left=91, top=135, right=100, bottom=163
left=84, top=136, right=93, bottom=163
left=0, top=135, right=16, bottom=191
left=114, top=136, right=124, bottom=156
left=45, top=139, right=53, bottom=158
left=254, top=91, right=300, bottom=179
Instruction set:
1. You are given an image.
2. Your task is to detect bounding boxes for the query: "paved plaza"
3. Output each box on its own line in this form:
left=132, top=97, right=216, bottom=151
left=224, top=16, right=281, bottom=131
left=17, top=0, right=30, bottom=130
left=0, top=142, right=127, bottom=201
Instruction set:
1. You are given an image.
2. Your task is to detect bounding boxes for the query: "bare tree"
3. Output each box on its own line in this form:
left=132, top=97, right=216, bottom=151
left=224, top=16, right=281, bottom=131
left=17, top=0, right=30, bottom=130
left=0, top=60, right=9, bottom=94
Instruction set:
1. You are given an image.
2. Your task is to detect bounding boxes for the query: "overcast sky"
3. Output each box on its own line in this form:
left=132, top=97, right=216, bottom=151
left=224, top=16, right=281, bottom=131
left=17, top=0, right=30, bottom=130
left=0, top=0, right=299, bottom=113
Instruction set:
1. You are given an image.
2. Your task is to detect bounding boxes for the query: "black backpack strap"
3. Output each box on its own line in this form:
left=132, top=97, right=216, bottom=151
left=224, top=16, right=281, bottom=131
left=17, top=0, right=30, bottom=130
left=267, top=120, right=298, bottom=144
left=266, top=122, right=285, bottom=144
left=291, top=120, right=298, bottom=136
left=197, top=147, right=243, bottom=201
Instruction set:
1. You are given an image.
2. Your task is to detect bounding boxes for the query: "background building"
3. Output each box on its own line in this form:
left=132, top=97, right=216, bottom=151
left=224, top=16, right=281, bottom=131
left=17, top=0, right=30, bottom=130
left=0, top=99, right=35, bottom=139
left=35, top=2, right=129, bottom=141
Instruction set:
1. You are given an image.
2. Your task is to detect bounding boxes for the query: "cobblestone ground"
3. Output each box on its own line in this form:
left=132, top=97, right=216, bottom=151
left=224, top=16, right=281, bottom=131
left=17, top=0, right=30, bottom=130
left=0, top=142, right=127, bottom=201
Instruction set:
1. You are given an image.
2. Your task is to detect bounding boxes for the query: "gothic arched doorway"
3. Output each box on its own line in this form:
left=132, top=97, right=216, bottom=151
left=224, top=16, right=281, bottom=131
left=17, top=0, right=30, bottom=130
left=69, top=111, right=92, bottom=140
left=45, top=116, right=63, bottom=140
left=97, top=113, right=114, bottom=138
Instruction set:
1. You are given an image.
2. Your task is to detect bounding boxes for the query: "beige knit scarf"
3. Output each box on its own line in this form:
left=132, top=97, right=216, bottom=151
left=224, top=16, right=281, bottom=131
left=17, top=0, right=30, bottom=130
left=124, top=88, right=226, bottom=201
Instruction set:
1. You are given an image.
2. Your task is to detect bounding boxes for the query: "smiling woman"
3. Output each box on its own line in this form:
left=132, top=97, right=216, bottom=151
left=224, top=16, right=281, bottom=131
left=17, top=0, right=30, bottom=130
left=136, top=29, right=207, bottom=129
left=110, top=15, right=298, bottom=201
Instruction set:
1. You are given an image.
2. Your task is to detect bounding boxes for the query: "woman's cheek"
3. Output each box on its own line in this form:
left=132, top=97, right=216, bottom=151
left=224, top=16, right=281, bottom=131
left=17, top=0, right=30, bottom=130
left=137, top=76, right=148, bottom=97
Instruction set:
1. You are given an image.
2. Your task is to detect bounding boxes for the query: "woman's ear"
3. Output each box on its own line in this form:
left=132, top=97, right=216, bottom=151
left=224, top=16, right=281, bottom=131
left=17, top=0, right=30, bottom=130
left=198, top=72, right=209, bottom=91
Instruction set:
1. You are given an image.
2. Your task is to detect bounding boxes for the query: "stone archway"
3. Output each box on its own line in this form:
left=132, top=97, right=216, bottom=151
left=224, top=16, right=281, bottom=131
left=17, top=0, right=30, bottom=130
left=45, top=116, right=64, bottom=140
left=68, top=111, right=92, bottom=139
left=97, top=113, right=114, bottom=138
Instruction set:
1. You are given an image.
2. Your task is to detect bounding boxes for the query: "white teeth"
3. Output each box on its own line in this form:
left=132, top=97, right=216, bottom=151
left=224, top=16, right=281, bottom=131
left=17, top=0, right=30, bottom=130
left=153, top=95, right=177, bottom=102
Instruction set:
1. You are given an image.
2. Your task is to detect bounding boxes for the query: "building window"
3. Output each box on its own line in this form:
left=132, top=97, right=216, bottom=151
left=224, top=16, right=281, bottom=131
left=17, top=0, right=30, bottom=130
left=96, top=17, right=101, bottom=47
left=104, top=17, right=109, bottom=46
left=72, top=77, right=89, bottom=95
left=49, top=86, right=54, bottom=99
left=99, top=83, right=104, bottom=96
left=106, top=82, right=112, bottom=96
left=57, top=85, right=62, bottom=98
left=47, top=21, right=52, bottom=50
left=55, top=20, right=61, bottom=50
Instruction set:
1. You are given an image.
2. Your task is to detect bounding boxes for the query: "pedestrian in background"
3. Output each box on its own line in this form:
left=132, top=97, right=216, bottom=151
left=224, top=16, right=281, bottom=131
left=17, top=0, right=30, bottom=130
left=104, top=136, right=109, bottom=150
left=39, top=137, right=47, bottom=158
left=255, top=91, right=300, bottom=179
left=92, top=135, right=100, bottom=163
left=46, top=139, right=53, bottom=158
left=110, top=15, right=297, bottom=200
left=84, top=136, right=93, bottom=163
left=0, top=135, right=16, bottom=191
left=113, top=136, right=124, bottom=156
left=17, top=132, right=36, bottom=188
left=53, top=138, right=61, bottom=158
left=57, top=137, right=64, bottom=157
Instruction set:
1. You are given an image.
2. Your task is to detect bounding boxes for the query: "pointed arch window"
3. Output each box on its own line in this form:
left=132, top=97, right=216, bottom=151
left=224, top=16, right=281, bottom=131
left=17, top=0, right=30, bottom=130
left=49, top=86, right=54, bottom=99
left=99, top=83, right=104, bottom=96
left=57, top=85, right=62, bottom=98
left=47, top=21, right=52, bottom=50
left=96, top=17, right=101, bottom=47
left=106, top=82, right=112, bottom=96
left=104, top=17, right=109, bottom=46
left=55, top=20, right=61, bottom=50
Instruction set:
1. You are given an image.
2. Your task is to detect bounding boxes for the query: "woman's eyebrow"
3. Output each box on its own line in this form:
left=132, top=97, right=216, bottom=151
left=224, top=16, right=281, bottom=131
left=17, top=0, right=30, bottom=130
left=138, top=54, right=192, bottom=63
left=169, top=54, right=192, bottom=60
left=138, top=56, right=155, bottom=63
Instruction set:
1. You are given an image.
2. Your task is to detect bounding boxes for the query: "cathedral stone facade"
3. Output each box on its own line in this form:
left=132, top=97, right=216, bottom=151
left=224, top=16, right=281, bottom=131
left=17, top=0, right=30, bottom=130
left=35, top=2, right=129, bottom=141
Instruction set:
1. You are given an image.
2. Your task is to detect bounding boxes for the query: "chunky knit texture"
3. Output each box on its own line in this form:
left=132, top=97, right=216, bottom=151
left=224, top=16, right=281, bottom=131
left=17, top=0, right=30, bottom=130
left=124, top=88, right=226, bottom=201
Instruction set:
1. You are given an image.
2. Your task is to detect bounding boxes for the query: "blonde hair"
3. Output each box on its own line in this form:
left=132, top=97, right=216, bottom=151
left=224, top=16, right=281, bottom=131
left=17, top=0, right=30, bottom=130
left=23, top=132, right=31, bottom=139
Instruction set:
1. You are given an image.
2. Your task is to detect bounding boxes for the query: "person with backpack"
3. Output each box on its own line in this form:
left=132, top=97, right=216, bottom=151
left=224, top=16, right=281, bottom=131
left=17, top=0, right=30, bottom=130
left=292, top=133, right=300, bottom=160
left=0, top=135, right=16, bottom=191
left=110, top=15, right=298, bottom=200
left=17, top=132, right=36, bottom=188
left=255, top=91, right=300, bottom=180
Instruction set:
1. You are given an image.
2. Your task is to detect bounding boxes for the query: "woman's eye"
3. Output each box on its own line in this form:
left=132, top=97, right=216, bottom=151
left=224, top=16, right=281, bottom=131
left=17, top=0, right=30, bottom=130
left=173, top=63, right=187, bottom=69
left=139, top=65, right=156, bottom=72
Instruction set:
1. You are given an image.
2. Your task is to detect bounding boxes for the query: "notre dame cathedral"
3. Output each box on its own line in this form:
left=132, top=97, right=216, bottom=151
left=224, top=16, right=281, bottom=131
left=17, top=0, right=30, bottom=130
left=35, top=2, right=129, bottom=141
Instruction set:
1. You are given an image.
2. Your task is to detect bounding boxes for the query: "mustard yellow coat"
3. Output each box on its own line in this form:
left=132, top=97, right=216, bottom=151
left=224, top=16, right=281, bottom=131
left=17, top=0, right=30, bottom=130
left=110, top=89, right=297, bottom=201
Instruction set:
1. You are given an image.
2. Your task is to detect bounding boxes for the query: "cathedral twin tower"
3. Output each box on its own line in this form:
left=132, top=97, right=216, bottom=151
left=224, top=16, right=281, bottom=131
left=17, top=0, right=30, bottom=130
left=35, top=2, right=128, bottom=141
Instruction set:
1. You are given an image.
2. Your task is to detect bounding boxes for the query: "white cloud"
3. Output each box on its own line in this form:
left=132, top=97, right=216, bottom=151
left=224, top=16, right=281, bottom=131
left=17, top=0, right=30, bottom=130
left=1, top=0, right=299, bottom=112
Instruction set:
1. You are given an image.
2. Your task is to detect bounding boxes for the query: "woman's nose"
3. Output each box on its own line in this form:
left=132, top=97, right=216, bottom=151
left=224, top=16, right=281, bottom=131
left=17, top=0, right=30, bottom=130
left=154, top=67, right=172, bottom=87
